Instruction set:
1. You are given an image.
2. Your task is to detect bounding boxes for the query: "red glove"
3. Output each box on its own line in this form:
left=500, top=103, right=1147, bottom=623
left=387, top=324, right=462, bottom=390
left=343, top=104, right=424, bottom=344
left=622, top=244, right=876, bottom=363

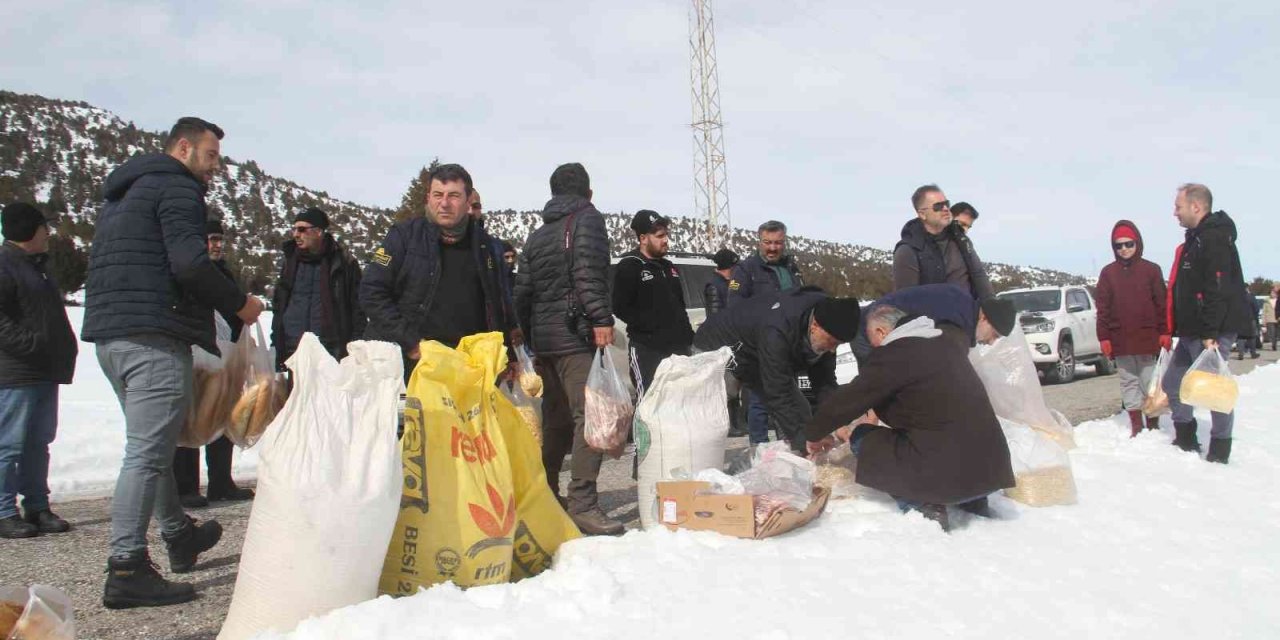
left=1100, top=340, right=1113, bottom=359
left=1159, top=335, right=1172, bottom=351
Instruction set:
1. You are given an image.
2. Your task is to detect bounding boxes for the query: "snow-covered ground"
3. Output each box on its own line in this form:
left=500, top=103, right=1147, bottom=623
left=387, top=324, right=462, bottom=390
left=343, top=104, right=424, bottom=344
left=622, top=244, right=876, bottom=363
left=51, top=309, right=1280, bottom=638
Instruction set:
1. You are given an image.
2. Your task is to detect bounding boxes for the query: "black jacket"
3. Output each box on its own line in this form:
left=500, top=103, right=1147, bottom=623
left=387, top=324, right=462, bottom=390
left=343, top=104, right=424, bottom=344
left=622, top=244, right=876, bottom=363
left=693, top=287, right=837, bottom=450
left=611, top=250, right=693, bottom=354
left=892, top=219, right=994, bottom=300
left=806, top=331, right=1015, bottom=505
left=272, top=234, right=365, bottom=365
left=514, top=195, right=613, bottom=357
left=0, top=242, right=77, bottom=386
left=82, top=153, right=246, bottom=355
left=704, top=274, right=729, bottom=316
left=727, top=253, right=803, bottom=306
left=1171, top=211, right=1253, bottom=340
left=361, top=217, right=509, bottom=354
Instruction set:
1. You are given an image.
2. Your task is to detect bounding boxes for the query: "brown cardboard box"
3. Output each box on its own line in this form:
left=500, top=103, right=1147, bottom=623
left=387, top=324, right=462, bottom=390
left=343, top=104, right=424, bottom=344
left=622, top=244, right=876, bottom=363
left=655, top=481, right=831, bottom=539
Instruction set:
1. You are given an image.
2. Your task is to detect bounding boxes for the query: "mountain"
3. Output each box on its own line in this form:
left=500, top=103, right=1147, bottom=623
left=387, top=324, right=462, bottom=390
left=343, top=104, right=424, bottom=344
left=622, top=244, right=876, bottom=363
left=0, top=90, right=1088, bottom=299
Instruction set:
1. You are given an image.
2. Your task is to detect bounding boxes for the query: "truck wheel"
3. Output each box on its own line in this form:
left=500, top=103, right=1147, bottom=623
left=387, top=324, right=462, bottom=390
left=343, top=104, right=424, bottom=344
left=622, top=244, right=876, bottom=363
left=1045, top=338, right=1075, bottom=384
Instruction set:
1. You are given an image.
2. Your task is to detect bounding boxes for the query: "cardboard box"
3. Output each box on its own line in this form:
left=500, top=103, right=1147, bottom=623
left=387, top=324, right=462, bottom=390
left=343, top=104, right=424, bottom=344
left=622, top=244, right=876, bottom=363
left=655, top=481, right=831, bottom=539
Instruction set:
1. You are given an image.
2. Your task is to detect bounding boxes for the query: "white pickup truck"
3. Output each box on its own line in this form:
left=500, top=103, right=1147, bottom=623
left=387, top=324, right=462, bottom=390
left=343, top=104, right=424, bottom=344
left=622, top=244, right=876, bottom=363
left=997, top=285, right=1115, bottom=384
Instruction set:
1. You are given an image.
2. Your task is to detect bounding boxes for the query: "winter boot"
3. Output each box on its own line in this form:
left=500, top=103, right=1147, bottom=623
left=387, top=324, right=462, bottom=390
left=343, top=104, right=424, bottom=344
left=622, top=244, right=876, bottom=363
left=103, top=553, right=196, bottom=609
left=569, top=507, right=626, bottom=536
left=23, top=508, right=71, bottom=533
left=1127, top=410, right=1144, bottom=438
left=162, top=516, right=223, bottom=574
left=0, top=514, right=39, bottom=539
left=1145, top=415, right=1160, bottom=431
left=1206, top=438, right=1232, bottom=464
left=914, top=504, right=951, bottom=532
left=956, top=496, right=993, bottom=518
left=207, top=485, right=254, bottom=502
left=178, top=493, right=209, bottom=509
left=1171, top=420, right=1202, bottom=453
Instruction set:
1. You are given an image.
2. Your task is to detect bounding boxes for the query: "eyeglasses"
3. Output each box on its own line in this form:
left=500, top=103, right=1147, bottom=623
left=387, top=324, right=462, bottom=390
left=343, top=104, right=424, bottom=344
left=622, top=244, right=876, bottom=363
left=919, top=200, right=951, bottom=213
left=1113, top=241, right=1136, bottom=250
left=291, top=225, right=315, bottom=234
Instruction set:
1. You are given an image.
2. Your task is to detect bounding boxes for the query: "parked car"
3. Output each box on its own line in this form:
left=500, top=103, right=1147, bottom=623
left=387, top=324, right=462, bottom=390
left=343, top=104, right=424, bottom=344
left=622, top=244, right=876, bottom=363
left=998, top=286, right=1114, bottom=384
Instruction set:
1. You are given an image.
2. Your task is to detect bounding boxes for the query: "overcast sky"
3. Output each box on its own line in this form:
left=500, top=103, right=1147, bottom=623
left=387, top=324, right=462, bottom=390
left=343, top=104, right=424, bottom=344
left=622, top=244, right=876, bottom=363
left=4, top=0, right=1278, bottom=279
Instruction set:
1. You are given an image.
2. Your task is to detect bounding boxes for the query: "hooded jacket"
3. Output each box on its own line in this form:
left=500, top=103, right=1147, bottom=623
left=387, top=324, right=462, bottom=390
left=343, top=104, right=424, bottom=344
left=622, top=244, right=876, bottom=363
left=0, top=242, right=78, bottom=386
left=514, top=195, right=613, bottom=357
left=82, top=153, right=246, bottom=355
left=693, top=287, right=837, bottom=451
left=273, top=233, right=365, bottom=366
left=892, top=219, right=994, bottom=300
left=1095, top=220, right=1167, bottom=357
left=1170, top=211, right=1252, bottom=340
left=726, top=253, right=803, bottom=306
left=611, top=249, right=693, bottom=354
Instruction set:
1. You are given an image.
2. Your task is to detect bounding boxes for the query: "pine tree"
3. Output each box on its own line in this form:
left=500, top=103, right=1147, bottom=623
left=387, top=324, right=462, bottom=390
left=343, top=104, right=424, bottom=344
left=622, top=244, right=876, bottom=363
left=393, top=159, right=439, bottom=223
left=45, top=234, right=88, bottom=296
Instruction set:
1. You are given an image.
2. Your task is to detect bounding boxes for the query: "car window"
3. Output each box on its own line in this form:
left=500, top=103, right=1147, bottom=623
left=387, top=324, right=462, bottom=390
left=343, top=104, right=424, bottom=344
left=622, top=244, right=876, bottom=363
left=676, top=263, right=716, bottom=309
left=1067, top=290, right=1091, bottom=310
left=999, top=290, right=1061, bottom=313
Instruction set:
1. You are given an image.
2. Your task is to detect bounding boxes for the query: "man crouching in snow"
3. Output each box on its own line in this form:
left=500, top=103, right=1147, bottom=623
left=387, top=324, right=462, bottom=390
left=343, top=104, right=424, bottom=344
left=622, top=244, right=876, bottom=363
left=804, top=305, right=1015, bottom=531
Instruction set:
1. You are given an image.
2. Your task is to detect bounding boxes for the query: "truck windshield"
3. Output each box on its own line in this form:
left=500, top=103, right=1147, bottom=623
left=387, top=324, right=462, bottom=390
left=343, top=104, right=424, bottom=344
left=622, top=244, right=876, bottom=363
left=999, top=290, right=1062, bottom=313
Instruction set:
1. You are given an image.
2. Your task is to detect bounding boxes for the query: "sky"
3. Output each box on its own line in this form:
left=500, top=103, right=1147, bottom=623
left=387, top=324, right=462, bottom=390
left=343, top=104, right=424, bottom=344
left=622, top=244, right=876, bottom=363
left=3, top=0, right=1279, bottom=279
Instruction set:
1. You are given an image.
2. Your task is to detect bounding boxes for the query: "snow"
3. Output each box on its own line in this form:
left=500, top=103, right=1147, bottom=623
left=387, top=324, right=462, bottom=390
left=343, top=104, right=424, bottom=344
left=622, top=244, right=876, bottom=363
left=49, top=308, right=1280, bottom=638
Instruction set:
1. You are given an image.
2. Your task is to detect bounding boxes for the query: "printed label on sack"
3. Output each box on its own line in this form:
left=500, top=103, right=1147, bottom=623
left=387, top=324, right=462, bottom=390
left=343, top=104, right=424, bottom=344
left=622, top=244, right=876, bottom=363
left=400, top=397, right=429, bottom=513
left=662, top=498, right=678, bottom=524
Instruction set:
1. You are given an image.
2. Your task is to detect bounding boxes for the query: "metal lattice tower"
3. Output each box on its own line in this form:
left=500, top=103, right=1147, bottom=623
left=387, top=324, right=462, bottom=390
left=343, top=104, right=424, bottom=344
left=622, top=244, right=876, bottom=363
left=690, top=0, right=730, bottom=250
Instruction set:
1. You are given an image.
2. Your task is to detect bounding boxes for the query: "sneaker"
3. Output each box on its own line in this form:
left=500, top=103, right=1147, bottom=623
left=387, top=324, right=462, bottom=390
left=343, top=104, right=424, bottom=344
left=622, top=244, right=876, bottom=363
left=163, top=516, right=223, bottom=574
left=179, top=493, right=209, bottom=509
left=569, top=508, right=625, bottom=536
left=0, top=514, right=39, bottom=539
left=23, top=508, right=71, bottom=533
left=103, top=553, right=196, bottom=609
left=207, top=485, right=255, bottom=502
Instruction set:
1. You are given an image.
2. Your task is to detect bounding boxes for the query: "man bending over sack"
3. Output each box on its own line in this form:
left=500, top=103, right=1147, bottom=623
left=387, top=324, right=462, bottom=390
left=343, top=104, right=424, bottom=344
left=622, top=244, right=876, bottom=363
left=805, top=304, right=1016, bottom=531
left=693, top=288, right=861, bottom=454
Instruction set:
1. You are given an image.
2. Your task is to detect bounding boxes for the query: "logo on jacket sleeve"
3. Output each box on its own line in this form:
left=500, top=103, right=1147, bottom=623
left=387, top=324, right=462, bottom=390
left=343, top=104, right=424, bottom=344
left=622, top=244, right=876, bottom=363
left=641, top=271, right=655, bottom=282
left=372, top=247, right=392, bottom=267
left=728, top=280, right=740, bottom=291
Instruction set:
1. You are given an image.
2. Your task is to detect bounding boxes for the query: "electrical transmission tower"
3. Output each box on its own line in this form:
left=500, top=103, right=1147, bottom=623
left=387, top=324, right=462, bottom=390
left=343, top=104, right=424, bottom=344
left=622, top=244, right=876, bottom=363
left=690, top=0, right=730, bottom=250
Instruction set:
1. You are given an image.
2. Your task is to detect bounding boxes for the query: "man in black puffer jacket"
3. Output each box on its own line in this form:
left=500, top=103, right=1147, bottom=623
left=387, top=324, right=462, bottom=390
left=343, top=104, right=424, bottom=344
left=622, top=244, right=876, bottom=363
left=0, top=202, right=77, bottom=540
left=514, top=162, right=619, bottom=535
left=84, top=118, right=264, bottom=610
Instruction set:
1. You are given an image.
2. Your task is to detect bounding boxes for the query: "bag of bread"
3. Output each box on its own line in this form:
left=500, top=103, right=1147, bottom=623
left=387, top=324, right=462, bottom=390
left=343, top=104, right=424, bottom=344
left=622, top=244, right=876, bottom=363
left=1142, top=348, right=1171, bottom=417
left=226, top=323, right=288, bottom=449
left=1180, top=346, right=1239, bottom=414
left=179, top=314, right=237, bottom=448
left=0, top=585, right=75, bottom=640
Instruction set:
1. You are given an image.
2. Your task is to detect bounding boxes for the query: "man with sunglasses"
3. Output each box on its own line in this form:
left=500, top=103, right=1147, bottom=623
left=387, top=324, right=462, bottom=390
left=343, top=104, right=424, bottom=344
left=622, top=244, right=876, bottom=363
left=1095, top=220, right=1168, bottom=437
left=892, top=185, right=993, bottom=300
left=271, top=207, right=365, bottom=368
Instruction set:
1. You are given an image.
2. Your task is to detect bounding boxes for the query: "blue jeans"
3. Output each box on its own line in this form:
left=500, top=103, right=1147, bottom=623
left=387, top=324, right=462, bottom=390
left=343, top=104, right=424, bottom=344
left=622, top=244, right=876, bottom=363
left=0, top=384, right=59, bottom=519
left=1162, top=334, right=1236, bottom=439
left=745, top=389, right=771, bottom=445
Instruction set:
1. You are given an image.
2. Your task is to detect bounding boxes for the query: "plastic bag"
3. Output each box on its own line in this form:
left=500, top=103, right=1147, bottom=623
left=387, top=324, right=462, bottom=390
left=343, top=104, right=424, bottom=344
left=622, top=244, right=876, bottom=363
left=0, top=584, right=75, bottom=640
left=179, top=315, right=237, bottom=447
left=218, top=336, right=404, bottom=640
left=969, top=325, right=1076, bottom=449
left=735, top=442, right=815, bottom=511
left=634, top=348, right=734, bottom=528
left=515, top=344, right=543, bottom=398
left=812, top=445, right=859, bottom=500
left=999, top=418, right=1077, bottom=507
left=584, top=347, right=633, bottom=455
left=1180, top=347, right=1239, bottom=413
left=500, top=379, right=543, bottom=445
left=226, top=323, right=288, bottom=448
left=1142, top=348, right=1172, bottom=417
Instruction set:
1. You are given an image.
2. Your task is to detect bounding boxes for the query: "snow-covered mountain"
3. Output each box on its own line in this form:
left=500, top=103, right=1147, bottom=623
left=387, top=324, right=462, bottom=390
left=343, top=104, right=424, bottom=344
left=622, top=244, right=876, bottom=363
left=0, top=90, right=1087, bottom=297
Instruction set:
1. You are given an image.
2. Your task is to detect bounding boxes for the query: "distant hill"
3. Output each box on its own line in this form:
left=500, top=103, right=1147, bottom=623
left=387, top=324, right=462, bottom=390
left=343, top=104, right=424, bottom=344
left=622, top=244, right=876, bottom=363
left=0, top=90, right=1088, bottom=298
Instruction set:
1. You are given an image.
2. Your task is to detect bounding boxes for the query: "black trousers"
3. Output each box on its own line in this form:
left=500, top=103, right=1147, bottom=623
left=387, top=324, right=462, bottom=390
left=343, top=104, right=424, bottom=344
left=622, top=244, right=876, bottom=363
left=628, top=342, right=689, bottom=399
left=173, top=436, right=236, bottom=496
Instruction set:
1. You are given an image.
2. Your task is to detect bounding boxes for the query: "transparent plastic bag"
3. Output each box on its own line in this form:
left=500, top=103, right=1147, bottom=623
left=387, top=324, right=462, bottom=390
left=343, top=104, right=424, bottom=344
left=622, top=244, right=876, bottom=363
left=999, top=418, right=1077, bottom=507
left=1180, top=347, right=1239, bottom=413
left=735, top=442, right=815, bottom=511
left=515, top=344, right=543, bottom=398
left=1142, top=348, right=1171, bottom=417
left=812, top=445, right=859, bottom=500
left=500, top=379, right=543, bottom=445
left=584, top=347, right=633, bottom=456
left=969, top=326, right=1076, bottom=449
left=226, top=323, right=288, bottom=449
left=180, top=315, right=236, bottom=447
left=0, top=584, right=74, bottom=640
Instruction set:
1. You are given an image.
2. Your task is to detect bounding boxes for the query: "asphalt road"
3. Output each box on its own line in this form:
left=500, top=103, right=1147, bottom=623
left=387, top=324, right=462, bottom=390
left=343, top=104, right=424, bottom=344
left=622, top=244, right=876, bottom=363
left=3, top=346, right=1276, bottom=639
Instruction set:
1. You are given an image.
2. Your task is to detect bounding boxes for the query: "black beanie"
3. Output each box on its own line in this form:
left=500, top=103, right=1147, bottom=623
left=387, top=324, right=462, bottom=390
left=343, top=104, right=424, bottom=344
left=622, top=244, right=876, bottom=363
left=2, top=202, right=53, bottom=242
left=205, top=219, right=225, bottom=236
left=980, top=297, right=1018, bottom=337
left=812, top=297, right=862, bottom=343
left=294, top=207, right=330, bottom=230
left=712, top=248, right=740, bottom=270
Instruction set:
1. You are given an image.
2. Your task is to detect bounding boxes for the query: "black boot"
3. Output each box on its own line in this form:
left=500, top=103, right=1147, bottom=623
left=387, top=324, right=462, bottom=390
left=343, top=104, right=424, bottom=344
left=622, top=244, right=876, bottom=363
left=0, top=514, right=39, bottom=539
left=1206, top=438, right=1232, bottom=464
left=1172, top=420, right=1202, bottom=453
left=103, top=553, right=196, bottom=609
left=162, top=516, right=223, bottom=574
left=23, top=508, right=71, bottom=533
left=569, top=508, right=626, bottom=536
left=178, top=493, right=209, bottom=509
left=207, top=485, right=254, bottom=502
left=914, top=504, right=952, bottom=532
left=956, top=496, right=993, bottom=518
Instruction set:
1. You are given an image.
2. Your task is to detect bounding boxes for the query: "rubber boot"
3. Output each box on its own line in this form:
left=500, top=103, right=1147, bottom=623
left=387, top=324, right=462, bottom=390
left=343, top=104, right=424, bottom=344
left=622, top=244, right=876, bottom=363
left=1145, top=415, right=1160, bottom=431
left=103, top=553, right=196, bottom=609
left=1172, top=420, right=1201, bottom=453
left=1127, top=410, right=1144, bottom=438
left=1205, top=438, right=1232, bottom=464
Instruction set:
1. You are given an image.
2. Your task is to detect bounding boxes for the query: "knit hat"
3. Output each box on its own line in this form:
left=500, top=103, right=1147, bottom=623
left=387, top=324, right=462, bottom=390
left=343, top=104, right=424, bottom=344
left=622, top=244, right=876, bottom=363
left=630, top=209, right=670, bottom=235
left=205, top=219, right=225, bottom=236
left=812, top=297, right=862, bottom=343
left=1111, top=224, right=1137, bottom=243
left=712, top=248, right=740, bottom=270
left=2, top=202, right=55, bottom=242
left=979, top=297, right=1018, bottom=337
left=294, top=207, right=330, bottom=230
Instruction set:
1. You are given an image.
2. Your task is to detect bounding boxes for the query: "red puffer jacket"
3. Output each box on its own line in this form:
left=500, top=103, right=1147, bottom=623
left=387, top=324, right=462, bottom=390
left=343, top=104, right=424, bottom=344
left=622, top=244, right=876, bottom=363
left=1095, top=220, right=1168, bottom=357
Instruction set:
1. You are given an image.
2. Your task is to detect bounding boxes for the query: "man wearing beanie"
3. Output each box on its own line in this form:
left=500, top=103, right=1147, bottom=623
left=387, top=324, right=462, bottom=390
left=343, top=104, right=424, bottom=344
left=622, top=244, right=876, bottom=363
left=693, top=287, right=856, bottom=454
left=1095, top=220, right=1168, bottom=437
left=173, top=219, right=254, bottom=507
left=805, top=303, right=1016, bottom=532
left=83, top=117, right=264, bottom=608
left=0, top=202, right=77, bottom=539
left=612, top=210, right=693, bottom=397
left=362, top=163, right=515, bottom=377
left=271, top=206, right=365, bottom=368
left=704, top=248, right=739, bottom=316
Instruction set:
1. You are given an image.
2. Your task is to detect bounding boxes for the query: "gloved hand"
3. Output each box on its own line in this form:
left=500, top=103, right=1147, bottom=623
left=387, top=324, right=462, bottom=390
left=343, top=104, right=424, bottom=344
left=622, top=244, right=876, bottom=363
left=1100, top=340, right=1113, bottom=359
left=1159, top=334, right=1172, bottom=351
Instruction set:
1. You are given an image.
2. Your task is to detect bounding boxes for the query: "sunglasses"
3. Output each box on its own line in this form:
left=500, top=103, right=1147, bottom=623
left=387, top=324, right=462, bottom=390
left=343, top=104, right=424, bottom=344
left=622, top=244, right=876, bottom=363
left=291, top=225, right=316, bottom=234
left=1113, top=241, right=1136, bottom=250
left=920, top=200, right=951, bottom=212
